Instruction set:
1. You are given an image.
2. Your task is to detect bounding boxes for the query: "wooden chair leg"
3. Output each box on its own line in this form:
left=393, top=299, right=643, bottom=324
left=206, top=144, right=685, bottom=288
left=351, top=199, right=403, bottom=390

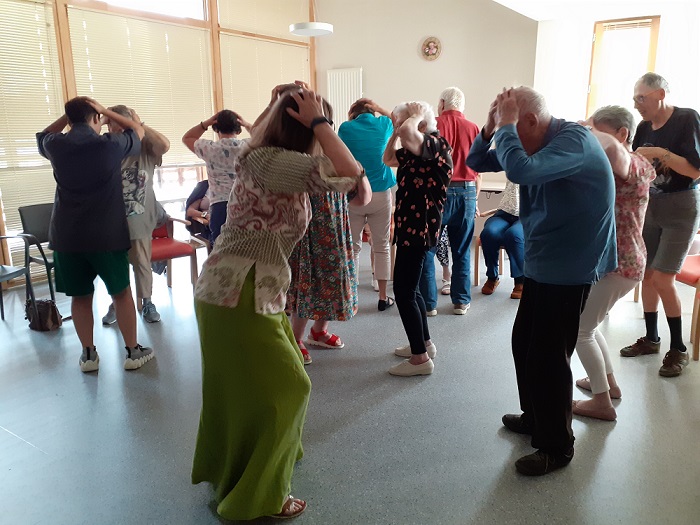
left=473, top=238, right=481, bottom=287
left=498, top=247, right=504, bottom=276
left=167, top=259, right=173, bottom=287
left=633, top=282, right=640, bottom=303
left=190, top=253, right=198, bottom=286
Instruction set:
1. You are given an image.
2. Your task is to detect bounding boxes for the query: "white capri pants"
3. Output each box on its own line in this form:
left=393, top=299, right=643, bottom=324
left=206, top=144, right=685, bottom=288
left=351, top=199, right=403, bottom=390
left=348, top=189, right=392, bottom=282
left=576, top=272, right=638, bottom=394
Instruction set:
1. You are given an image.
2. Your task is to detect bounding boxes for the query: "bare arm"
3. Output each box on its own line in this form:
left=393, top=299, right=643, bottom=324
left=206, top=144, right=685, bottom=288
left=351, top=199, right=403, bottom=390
left=89, top=99, right=144, bottom=139
left=382, top=129, right=400, bottom=168
left=183, top=114, right=216, bottom=153
left=475, top=173, right=482, bottom=216
left=349, top=169, right=372, bottom=207
left=590, top=128, right=631, bottom=180
left=398, top=115, right=424, bottom=156
left=143, top=124, right=170, bottom=157
left=636, top=146, right=700, bottom=180
left=42, top=114, right=69, bottom=134
left=368, top=101, right=392, bottom=117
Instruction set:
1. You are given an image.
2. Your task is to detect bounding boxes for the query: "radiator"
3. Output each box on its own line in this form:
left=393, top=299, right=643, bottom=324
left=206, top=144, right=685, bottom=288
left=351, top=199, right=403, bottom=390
left=326, top=67, right=363, bottom=126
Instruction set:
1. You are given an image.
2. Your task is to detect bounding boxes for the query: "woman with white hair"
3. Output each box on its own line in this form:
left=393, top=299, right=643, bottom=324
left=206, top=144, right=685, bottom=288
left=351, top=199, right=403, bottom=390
left=383, top=101, right=453, bottom=376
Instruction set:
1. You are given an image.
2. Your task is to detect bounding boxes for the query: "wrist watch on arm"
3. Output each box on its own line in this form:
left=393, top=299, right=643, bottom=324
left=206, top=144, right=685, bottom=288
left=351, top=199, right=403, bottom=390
left=310, top=116, right=333, bottom=131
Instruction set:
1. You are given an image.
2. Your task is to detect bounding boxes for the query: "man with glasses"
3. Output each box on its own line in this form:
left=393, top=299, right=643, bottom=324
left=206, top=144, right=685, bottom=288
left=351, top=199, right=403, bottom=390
left=620, top=72, right=700, bottom=377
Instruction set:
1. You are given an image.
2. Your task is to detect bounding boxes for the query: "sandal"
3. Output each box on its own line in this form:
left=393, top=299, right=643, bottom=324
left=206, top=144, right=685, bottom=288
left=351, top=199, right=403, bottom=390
left=306, top=328, right=345, bottom=349
left=296, top=340, right=312, bottom=365
left=440, top=279, right=451, bottom=296
left=271, top=495, right=307, bottom=519
left=378, top=296, right=395, bottom=311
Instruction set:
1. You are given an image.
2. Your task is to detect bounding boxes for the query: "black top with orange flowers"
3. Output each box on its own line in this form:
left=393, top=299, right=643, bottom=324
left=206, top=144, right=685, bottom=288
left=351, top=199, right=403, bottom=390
left=393, top=132, right=453, bottom=248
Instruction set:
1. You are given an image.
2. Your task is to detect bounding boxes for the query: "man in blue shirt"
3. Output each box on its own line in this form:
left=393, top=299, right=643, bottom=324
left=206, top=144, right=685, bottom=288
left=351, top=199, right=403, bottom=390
left=467, top=87, right=617, bottom=476
left=339, top=98, right=396, bottom=310
left=37, top=96, right=154, bottom=373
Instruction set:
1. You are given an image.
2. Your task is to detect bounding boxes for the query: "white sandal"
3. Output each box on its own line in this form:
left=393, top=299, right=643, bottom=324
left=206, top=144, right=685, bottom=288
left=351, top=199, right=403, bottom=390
left=440, top=279, right=451, bottom=295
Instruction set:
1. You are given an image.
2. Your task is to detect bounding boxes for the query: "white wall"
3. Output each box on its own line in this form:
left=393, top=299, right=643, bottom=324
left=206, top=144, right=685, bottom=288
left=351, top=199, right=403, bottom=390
left=534, top=1, right=700, bottom=121
left=315, top=0, right=538, bottom=129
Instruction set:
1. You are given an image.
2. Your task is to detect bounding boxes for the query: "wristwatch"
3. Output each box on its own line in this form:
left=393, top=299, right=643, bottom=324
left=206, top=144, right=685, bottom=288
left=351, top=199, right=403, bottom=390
left=310, top=116, right=333, bottom=130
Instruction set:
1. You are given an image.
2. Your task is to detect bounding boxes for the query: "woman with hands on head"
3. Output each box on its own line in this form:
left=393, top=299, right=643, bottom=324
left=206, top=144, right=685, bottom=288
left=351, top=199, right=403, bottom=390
left=191, top=83, right=363, bottom=521
left=182, top=109, right=251, bottom=244
left=384, top=101, right=453, bottom=376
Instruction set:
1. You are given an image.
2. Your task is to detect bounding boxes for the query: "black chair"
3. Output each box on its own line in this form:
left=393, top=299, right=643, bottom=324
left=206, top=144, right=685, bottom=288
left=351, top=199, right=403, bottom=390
left=0, top=235, right=39, bottom=321
left=18, top=203, right=55, bottom=301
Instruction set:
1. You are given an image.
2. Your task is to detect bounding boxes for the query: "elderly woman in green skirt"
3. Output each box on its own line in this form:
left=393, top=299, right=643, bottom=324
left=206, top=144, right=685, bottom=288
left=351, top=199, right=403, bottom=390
left=191, top=83, right=364, bottom=520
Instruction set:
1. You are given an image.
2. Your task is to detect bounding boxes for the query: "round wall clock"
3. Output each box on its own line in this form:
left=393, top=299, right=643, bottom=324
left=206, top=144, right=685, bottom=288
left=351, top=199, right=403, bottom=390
left=421, top=37, right=441, bottom=61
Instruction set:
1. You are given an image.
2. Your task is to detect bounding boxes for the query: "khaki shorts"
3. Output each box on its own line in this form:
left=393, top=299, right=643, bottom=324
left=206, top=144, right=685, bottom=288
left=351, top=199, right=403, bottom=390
left=54, top=250, right=130, bottom=297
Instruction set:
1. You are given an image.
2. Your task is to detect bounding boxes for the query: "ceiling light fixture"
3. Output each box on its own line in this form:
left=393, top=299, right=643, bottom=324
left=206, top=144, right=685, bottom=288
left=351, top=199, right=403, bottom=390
left=289, top=21, right=333, bottom=37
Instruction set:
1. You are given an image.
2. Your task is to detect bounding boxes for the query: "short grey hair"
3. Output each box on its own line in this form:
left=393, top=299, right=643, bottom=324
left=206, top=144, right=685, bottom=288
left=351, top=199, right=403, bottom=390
left=440, top=87, right=465, bottom=112
left=638, top=72, right=670, bottom=94
left=511, top=86, right=549, bottom=119
left=591, top=105, right=636, bottom=144
left=393, top=101, right=438, bottom=133
left=108, top=104, right=133, bottom=120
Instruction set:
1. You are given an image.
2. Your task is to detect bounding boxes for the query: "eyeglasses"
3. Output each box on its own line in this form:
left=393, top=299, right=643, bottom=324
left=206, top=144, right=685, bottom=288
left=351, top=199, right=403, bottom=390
left=633, top=89, right=661, bottom=104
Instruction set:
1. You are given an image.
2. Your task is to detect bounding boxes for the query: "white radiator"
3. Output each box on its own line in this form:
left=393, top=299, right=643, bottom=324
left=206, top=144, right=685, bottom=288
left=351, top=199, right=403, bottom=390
left=326, top=67, right=363, bottom=126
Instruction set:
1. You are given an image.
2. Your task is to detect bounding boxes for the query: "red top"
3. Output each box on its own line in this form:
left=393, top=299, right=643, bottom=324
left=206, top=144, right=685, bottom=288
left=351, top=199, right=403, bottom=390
left=436, top=110, right=480, bottom=182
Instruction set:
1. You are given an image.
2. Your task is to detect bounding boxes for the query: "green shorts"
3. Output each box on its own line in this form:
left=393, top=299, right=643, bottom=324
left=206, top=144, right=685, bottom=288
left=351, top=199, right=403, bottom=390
left=54, top=250, right=130, bottom=297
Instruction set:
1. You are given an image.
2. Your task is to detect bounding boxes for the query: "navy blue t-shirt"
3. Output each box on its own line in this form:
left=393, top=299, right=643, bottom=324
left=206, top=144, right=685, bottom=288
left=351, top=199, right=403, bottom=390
left=37, top=124, right=141, bottom=252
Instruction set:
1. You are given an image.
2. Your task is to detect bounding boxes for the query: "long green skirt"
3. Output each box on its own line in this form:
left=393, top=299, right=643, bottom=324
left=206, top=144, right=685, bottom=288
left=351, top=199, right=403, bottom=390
left=193, top=268, right=311, bottom=521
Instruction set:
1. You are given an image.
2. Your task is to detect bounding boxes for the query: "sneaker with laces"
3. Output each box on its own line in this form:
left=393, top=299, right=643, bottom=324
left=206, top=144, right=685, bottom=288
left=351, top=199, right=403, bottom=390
left=453, top=303, right=470, bottom=315
left=124, top=344, right=154, bottom=370
left=79, top=347, right=100, bottom=373
left=142, top=302, right=161, bottom=323
left=620, top=337, right=661, bottom=357
left=482, top=279, right=500, bottom=295
left=394, top=342, right=437, bottom=358
left=659, top=348, right=689, bottom=377
left=102, top=304, right=116, bottom=325
left=426, top=309, right=438, bottom=317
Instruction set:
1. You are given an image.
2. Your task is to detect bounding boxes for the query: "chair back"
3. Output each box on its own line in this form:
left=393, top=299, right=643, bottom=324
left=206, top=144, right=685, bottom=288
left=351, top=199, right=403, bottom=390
left=152, top=223, right=170, bottom=240
left=18, top=204, right=53, bottom=244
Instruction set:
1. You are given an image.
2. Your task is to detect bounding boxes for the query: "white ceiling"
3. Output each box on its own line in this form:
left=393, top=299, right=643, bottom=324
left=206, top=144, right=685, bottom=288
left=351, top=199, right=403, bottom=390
left=491, top=0, right=689, bottom=21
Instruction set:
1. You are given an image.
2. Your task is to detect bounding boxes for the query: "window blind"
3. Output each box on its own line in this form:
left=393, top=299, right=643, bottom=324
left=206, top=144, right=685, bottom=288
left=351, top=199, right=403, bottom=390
left=220, top=34, right=310, bottom=134
left=218, top=0, right=310, bottom=43
left=0, top=0, right=63, bottom=267
left=68, top=7, right=215, bottom=166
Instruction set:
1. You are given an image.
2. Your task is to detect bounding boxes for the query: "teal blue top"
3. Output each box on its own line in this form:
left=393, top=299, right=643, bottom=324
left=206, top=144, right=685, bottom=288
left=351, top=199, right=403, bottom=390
left=338, top=113, right=396, bottom=192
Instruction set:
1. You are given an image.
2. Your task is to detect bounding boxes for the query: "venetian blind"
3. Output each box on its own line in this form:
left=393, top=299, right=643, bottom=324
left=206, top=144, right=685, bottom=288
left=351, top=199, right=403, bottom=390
left=0, top=0, right=63, bottom=266
left=68, top=7, right=215, bottom=166
left=218, top=0, right=310, bottom=43
left=220, top=35, right=310, bottom=135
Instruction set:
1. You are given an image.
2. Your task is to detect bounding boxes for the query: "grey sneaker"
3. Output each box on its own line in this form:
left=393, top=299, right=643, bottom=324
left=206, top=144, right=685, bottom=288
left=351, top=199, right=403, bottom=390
left=79, top=347, right=99, bottom=373
left=102, top=304, right=116, bottom=325
left=142, top=302, right=161, bottom=323
left=124, top=344, right=154, bottom=370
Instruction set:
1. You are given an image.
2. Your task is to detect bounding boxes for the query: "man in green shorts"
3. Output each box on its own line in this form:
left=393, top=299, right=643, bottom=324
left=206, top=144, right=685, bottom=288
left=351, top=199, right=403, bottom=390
left=37, top=96, right=155, bottom=372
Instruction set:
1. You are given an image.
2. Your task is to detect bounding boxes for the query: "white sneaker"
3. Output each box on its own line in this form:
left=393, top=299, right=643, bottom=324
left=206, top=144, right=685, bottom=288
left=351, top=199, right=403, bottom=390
left=394, top=342, right=437, bottom=358
left=453, top=303, right=471, bottom=315
left=426, top=309, right=438, bottom=317
left=124, top=344, right=155, bottom=370
left=79, top=347, right=99, bottom=373
left=388, top=359, right=434, bottom=376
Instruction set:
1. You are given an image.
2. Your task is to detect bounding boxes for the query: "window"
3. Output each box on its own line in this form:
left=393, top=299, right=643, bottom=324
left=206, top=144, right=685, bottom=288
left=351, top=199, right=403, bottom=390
left=218, top=0, right=309, bottom=42
left=220, top=35, right=310, bottom=132
left=587, top=17, right=660, bottom=117
left=0, top=0, right=64, bottom=268
left=68, top=7, right=215, bottom=200
left=98, top=0, right=205, bottom=20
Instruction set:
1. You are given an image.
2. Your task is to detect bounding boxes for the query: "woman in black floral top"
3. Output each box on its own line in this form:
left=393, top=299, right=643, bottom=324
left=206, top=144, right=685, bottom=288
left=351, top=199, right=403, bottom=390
left=383, top=101, right=453, bottom=376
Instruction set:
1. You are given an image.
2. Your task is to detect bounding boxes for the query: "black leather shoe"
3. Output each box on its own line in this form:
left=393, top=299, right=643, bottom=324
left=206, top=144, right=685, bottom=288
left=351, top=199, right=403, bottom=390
left=515, top=448, right=574, bottom=476
left=378, top=297, right=395, bottom=311
left=502, top=413, right=533, bottom=435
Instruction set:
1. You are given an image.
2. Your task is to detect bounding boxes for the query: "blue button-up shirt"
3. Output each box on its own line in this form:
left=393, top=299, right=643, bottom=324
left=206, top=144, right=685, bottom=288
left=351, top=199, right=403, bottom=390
left=467, top=118, right=617, bottom=285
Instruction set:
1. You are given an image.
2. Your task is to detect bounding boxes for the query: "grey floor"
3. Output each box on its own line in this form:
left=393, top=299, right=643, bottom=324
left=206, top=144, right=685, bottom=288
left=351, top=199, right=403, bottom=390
left=2, top=250, right=700, bottom=525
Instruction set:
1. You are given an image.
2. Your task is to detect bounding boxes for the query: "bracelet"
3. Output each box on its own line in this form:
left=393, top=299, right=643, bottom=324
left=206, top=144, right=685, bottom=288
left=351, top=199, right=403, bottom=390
left=200, top=121, right=207, bottom=131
